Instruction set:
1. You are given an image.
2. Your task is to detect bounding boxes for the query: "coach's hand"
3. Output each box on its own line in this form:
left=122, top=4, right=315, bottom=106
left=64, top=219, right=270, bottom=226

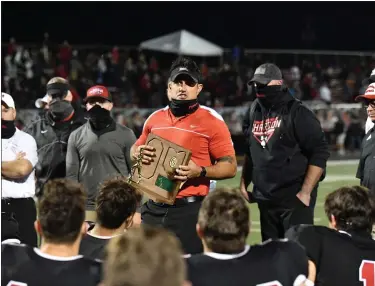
left=174, top=160, right=202, bottom=181
left=133, top=145, right=155, bottom=165
left=296, top=190, right=310, bottom=206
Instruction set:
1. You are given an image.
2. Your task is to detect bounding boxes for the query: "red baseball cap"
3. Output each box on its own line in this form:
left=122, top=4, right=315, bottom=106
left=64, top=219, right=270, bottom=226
left=355, top=83, right=375, bottom=102
left=84, top=85, right=112, bottom=103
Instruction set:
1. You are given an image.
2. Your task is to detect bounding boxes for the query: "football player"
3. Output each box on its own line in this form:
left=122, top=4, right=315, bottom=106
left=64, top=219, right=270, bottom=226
left=2, top=179, right=102, bottom=286
left=286, top=186, right=375, bottom=286
left=79, top=176, right=142, bottom=260
left=186, top=187, right=315, bottom=286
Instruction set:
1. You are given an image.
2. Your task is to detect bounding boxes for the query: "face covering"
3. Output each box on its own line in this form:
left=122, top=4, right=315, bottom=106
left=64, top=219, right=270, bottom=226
left=1, top=119, right=16, bottom=139
left=87, top=105, right=113, bottom=130
left=46, top=99, right=75, bottom=129
left=255, top=85, right=286, bottom=108
left=169, top=99, right=199, bottom=117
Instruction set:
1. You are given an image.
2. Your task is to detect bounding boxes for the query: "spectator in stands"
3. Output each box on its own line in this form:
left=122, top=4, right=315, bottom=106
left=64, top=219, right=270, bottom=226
left=103, top=226, right=190, bottom=286
left=2, top=179, right=102, bottom=286
left=286, top=186, right=375, bottom=286
left=25, top=77, right=86, bottom=196
left=186, top=188, right=315, bottom=286
left=79, top=176, right=142, bottom=260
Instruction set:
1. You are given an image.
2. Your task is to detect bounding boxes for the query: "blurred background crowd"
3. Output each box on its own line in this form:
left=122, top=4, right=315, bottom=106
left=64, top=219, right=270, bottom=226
left=2, top=34, right=374, bottom=157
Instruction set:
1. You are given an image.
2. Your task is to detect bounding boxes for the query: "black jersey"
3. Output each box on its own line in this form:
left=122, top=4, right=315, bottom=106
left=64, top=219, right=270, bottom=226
left=79, top=233, right=112, bottom=260
left=186, top=239, right=308, bottom=286
left=286, top=224, right=375, bottom=286
left=2, top=243, right=102, bottom=286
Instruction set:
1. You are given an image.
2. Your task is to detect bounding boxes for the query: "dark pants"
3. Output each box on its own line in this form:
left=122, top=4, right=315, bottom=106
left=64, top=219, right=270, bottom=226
left=1, top=198, right=37, bottom=247
left=141, top=199, right=203, bottom=255
left=257, top=186, right=318, bottom=241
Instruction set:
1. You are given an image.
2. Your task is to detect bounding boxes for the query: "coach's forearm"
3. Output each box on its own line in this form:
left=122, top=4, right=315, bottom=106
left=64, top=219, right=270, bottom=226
left=205, top=155, right=237, bottom=180
left=301, top=165, right=323, bottom=194
left=1, top=160, right=33, bottom=179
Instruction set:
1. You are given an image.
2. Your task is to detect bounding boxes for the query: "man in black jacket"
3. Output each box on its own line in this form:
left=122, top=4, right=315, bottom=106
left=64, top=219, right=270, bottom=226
left=24, top=77, right=86, bottom=196
left=240, top=63, right=330, bottom=241
left=355, top=83, right=375, bottom=194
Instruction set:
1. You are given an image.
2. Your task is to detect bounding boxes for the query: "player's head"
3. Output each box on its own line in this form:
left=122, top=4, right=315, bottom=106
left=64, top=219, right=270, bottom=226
left=36, top=179, right=87, bottom=244
left=197, top=188, right=250, bottom=254
left=47, top=77, right=73, bottom=102
left=96, top=176, right=142, bottom=230
left=325, top=186, right=375, bottom=233
left=167, top=57, right=203, bottom=101
left=103, top=225, right=190, bottom=286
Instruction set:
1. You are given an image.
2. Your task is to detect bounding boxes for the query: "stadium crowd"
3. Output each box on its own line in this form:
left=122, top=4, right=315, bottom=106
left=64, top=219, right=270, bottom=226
left=2, top=37, right=375, bottom=109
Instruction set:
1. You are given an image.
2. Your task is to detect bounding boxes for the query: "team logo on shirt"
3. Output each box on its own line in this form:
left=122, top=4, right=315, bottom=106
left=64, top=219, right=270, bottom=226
left=252, top=117, right=282, bottom=147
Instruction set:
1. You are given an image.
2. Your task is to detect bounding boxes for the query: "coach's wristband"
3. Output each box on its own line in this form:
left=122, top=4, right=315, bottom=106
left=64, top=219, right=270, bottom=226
left=305, top=279, right=314, bottom=286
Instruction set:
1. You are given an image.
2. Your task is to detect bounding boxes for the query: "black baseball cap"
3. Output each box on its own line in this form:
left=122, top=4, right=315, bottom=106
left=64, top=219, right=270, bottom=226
left=362, top=68, right=375, bottom=85
left=169, top=67, right=200, bottom=83
left=248, top=63, right=283, bottom=85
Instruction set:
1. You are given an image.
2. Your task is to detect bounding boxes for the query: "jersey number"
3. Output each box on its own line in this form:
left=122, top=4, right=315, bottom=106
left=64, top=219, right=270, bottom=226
left=360, top=260, right=375, bottom=286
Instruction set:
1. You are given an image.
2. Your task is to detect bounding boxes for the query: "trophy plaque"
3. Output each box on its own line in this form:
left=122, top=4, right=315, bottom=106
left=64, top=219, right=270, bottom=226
left=127, top=133, right=192, bottom=205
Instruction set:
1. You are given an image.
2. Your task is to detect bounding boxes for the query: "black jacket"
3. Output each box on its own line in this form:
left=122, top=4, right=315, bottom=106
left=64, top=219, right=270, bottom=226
left=24, top=110, right=86, bottom=194
left=356, top=126, right=375, bottom=193
left=243, top=94, right=330, bottom=202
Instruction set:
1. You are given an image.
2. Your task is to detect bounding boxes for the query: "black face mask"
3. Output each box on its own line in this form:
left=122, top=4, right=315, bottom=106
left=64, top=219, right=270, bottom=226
left=255, top=85, right=286, bottom=108
left=1, top=119, right=16, bottom=139
left=169, top=99, right=199, bottom=117
left=87, top=105, right=113, bottom=130
left=46, top=99, right=75, bottom=129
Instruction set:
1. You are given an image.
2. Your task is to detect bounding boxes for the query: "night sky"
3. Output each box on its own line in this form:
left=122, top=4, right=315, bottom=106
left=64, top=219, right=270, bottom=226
left=2, top=1, right=375, bottom=51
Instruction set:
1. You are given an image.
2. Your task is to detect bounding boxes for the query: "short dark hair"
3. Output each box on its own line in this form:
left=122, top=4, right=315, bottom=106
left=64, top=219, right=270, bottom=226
left=104, top=225, right=186, bottom=286
left=198, top=188, right=250, bottom=254
left=39, top=179, right=86, bottom=244
left=96, top=176, right=142, bottom=229
left=324, top=186, right=375, bottom=233
left=169, top=56, right=201, bottom=77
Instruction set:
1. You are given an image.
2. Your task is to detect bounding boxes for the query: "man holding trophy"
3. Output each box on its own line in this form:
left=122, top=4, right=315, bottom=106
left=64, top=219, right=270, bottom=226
left=129, top=57, right=237, bottom=254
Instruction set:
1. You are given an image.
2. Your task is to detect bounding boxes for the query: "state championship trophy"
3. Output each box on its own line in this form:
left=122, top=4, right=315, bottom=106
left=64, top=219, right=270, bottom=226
left=127, top=133, right=192, bottom=205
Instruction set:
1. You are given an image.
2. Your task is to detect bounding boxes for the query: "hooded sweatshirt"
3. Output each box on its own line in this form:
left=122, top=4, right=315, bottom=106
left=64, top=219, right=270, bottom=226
left=243, top=90, right=330, bottom=202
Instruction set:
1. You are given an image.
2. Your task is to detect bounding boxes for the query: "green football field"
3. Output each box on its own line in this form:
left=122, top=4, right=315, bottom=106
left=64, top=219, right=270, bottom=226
left=216, top=160, right=360, bottom=244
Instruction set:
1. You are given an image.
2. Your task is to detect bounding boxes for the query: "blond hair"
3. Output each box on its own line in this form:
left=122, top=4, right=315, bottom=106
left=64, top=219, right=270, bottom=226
left=104, top=226, right=186, bottom=286
left=47, top=77, right=68, bottom=85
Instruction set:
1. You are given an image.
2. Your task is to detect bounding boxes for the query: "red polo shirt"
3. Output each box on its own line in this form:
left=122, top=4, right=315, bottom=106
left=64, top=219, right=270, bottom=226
left=135, top=105, right=235, bottom=198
